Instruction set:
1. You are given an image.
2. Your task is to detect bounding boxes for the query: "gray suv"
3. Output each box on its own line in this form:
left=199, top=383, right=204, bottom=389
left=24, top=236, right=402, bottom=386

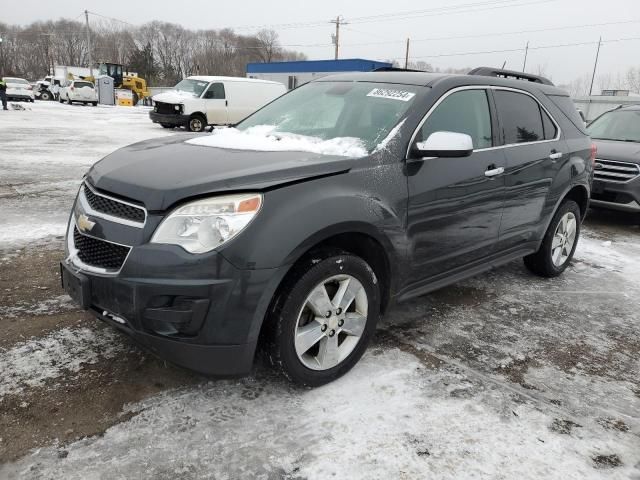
left=587, top=105, right=640, bottom=215
left=61, top=68, right=593, bottom=386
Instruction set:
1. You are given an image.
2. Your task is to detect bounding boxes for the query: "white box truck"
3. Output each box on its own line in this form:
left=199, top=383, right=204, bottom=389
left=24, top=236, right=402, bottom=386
left=149, top=76, right=286, bottom=132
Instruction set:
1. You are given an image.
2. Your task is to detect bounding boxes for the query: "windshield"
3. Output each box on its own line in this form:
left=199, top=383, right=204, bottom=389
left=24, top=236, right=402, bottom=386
left=4, top=78, right=28, bottom=84
left=588, top=109, right=640, bottom=143
left=74, top=81, right=93, bottom=88
left=174, top=79, right=209, bottom=97
left=237, top=81, right=420, bottom=152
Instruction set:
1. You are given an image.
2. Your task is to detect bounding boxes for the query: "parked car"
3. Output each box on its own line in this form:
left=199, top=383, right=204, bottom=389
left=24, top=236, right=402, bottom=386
left=2, top=77, right=35, bottom=102
left=587, top=105, right=640, bottom=214
left=61, top=68, right=593, bottom=386
left=149, top=76, right=286, bottom=132
left=59, top=80, right=98, bottom=106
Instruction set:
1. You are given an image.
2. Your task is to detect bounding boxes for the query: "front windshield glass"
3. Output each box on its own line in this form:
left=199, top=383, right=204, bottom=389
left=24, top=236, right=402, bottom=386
left=174, top=79, right=209, bottom=97
left=588, top=109, right=640, bottom=142
left=237, top=81, right=421, bottom=152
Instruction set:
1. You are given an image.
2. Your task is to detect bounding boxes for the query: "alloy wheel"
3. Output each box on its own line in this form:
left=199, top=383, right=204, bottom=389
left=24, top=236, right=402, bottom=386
left=551, top=211, right=577, bottom=267
left=294, top=274, right=368, bottom=371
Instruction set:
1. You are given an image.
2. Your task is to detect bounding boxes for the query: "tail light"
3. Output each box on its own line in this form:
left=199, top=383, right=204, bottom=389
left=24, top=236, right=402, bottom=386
left=590, top=143, right=597, bottom=166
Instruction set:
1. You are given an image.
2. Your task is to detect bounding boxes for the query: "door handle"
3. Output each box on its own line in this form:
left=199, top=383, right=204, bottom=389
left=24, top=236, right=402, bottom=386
left=484, top=166, right=504, bottom=177
left=549, top=152, right=563, bottom=160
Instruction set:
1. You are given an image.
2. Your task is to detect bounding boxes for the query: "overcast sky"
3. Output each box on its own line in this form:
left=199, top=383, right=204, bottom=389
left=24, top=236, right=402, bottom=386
left=4, top=0, right=640, bottom=86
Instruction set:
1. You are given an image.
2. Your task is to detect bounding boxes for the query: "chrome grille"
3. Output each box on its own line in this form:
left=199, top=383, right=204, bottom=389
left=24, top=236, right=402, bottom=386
left=593, top=158, right=640, bottom=183
left=83, top=183, right=146, bottom=224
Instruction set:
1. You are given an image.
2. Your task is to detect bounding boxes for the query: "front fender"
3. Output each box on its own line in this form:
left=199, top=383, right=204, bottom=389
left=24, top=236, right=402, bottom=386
left=219, top=164, right=408, bottom=273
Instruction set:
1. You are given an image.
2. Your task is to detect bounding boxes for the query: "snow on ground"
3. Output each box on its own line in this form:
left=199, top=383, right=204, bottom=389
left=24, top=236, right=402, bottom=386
left=186, top=124, right=369, bottom=157
left=2, top=348, right=638, bottom=480
left=0, top=326, right=126, bottom=398
left=0, top=295, right=75, bottom=318
left=0, top=102, right=175, bottom=247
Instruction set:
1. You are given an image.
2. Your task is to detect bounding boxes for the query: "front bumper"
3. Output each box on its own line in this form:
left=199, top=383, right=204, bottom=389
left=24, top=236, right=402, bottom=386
left=149, top=111, right=190, bottom=126
left=590, top=177, right=640, bottom=213
left=62, top=218, right=287, bottom=376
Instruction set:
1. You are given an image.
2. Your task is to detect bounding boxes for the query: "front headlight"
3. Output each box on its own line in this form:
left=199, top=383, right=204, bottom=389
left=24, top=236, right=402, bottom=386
left=151, top=193, right=262, bottom=253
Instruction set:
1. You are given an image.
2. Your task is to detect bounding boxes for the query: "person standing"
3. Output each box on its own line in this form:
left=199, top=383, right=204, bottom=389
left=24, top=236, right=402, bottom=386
left=0, top=77, right=8, bottom=110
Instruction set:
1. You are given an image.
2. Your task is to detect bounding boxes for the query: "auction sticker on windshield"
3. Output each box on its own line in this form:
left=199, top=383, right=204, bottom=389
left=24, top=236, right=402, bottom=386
left=367, top=88, right=416, bottom=102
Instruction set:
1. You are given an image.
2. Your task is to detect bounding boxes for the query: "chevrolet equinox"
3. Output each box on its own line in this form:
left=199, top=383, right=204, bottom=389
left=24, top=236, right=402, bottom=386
left=61, top=68, right=594, bottom=386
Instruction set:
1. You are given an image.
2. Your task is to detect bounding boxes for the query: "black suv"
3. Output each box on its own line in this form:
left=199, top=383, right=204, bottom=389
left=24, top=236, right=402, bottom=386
left=61, top=68, right=593, bottom=386
left=587, top=104, right=640, bottom=215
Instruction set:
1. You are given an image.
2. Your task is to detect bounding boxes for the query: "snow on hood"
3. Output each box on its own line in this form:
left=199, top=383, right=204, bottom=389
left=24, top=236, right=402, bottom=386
left=186, top=125, right=369, bottom=158
left=152, top=90, right=197, bottom=103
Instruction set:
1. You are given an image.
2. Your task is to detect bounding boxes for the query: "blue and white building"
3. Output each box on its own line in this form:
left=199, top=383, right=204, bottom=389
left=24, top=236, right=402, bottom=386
left=246, top=58, right=392, bottom=89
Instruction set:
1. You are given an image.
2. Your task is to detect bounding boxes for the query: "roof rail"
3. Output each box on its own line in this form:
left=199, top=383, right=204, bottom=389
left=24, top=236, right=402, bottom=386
left=468, top=67, right=554, bottom=86
left=372, top=67, right=427, bottom=73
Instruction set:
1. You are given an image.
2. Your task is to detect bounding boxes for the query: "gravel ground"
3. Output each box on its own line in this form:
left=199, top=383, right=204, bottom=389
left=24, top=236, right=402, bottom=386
left=0, top=101, right=638, bottom=479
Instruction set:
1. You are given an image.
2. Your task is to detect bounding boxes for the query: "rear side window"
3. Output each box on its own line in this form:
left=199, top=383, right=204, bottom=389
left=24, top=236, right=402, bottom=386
left=494, top=90, right=545, bottom=144
left=541, top=109, right=558, bottom=140
left=419, top=89, right=493, bottom=149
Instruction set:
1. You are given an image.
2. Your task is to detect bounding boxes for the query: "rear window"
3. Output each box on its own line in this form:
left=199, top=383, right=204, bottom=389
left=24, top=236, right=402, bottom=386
left=73, top=81, right=93, bottom=89
left=547, top=94, right=588, bottom=134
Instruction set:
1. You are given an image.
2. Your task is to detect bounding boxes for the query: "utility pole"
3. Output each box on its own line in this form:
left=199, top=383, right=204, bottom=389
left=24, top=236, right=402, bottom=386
left=589, top=36, right=602, bottom=96
left=522, top=41, right=529, bottom=72
left=84, top=10, right=93, bottom=72
left=404, top=38, right=410, bottom=69
left=330, top=16, right=347, bottom=60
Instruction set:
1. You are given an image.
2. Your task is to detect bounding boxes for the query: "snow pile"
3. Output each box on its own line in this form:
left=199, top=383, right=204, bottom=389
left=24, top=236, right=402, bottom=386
left=186, top=125, right=368, bottom=157
left=0, top=327, right=125, bottom=398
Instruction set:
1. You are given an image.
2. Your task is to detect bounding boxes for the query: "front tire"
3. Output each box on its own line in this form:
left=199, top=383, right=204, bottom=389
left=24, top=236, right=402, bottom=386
left=524, top=200, right=581, bottom=277
left=40, top=91, right=52, bottom=101
left=188, top=114, right=206, bottom=132
left=265, top=251, right=380, bottom=386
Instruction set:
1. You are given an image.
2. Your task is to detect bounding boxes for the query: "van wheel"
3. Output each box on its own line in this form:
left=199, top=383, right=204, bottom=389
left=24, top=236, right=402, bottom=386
left=265, top=250, right=380, bottom=387
left=40, top=91, right=52, bottom=101
left=524, top=200, right=581, bottom=277
left=188, top=114, right=206, bottom=132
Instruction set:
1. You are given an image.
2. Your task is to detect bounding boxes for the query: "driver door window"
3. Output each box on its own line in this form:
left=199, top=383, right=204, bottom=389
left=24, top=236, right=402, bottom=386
left=203, top=83, right=225, bottom=100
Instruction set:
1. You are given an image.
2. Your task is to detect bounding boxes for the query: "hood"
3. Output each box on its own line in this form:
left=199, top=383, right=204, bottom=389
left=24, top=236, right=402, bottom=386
left=86, top=135, right=357, bottom=211
left=152, top=90, right=197, bottom=104
left=593, top=139, right=640, bottom=165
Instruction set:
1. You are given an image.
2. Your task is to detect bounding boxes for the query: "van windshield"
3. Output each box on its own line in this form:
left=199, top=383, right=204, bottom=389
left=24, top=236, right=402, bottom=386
left=236, top=81, right=420, bottom=152
left=174, top=79, right=209, bottom=97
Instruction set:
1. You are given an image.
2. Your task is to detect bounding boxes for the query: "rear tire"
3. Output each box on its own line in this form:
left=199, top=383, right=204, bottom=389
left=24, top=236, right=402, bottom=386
left=524, top=200, right=581, bottom=277
left=188, top=114, right=207, bottom=132
left=67, top=98, right=72, bottom=105
left=265, top=250, right=380, bottom=387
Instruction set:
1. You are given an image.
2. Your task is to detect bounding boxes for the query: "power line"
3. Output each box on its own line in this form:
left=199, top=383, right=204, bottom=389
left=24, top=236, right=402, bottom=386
left=391, top=35, right=640, bottom=60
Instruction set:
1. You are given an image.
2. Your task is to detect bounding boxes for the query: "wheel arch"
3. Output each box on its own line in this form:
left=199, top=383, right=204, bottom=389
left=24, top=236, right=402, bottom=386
left=253, top=226, right=397, bottom=354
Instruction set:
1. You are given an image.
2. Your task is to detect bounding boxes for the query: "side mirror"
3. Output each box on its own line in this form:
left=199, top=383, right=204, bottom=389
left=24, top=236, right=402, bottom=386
left=412, top=131, right=474, bottom=158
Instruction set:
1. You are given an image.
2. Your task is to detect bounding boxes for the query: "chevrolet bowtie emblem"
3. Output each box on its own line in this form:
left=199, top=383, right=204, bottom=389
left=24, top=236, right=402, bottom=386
left=77, top=213, right=96, bottom=233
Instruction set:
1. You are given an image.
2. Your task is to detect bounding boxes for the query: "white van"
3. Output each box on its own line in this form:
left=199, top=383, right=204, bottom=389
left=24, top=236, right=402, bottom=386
left=149, top=76, right=286, bottom=132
